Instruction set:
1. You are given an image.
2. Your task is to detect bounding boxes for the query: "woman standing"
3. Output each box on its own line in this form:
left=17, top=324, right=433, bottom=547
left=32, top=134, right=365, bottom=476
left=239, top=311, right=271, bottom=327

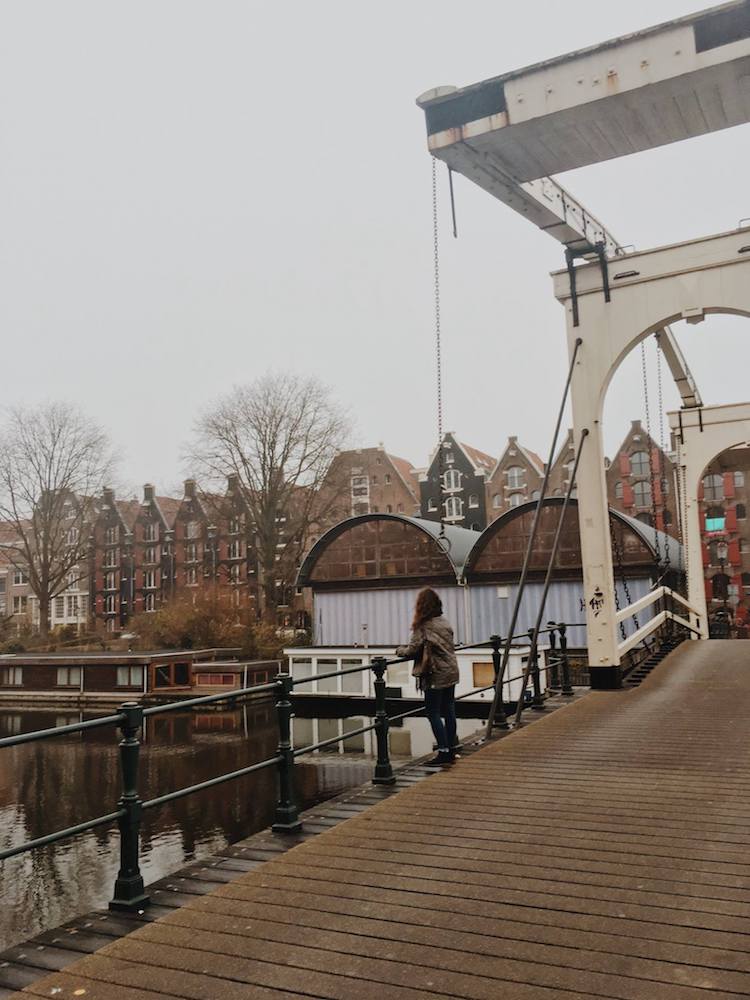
left=396, top=587, right=460, bottom=767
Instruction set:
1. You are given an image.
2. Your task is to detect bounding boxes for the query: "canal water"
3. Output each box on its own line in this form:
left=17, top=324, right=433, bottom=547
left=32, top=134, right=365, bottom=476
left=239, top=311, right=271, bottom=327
left=0, top=701, right=481, bottom=950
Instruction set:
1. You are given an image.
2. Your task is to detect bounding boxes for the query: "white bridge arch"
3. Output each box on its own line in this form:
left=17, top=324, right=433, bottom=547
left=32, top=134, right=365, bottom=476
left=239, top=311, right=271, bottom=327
left=553, top=228, right=750, bottom=684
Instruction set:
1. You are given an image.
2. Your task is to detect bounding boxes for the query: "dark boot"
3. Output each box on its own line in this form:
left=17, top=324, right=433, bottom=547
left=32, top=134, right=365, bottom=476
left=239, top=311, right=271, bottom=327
left=425, top=750, right=454, bottom=767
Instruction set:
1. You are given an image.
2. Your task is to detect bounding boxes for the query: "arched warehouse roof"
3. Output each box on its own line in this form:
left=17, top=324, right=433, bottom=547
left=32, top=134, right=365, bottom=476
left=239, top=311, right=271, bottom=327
left=297, top=514, right=479, bottom=588
left=465, top=498, right=683, bottom=580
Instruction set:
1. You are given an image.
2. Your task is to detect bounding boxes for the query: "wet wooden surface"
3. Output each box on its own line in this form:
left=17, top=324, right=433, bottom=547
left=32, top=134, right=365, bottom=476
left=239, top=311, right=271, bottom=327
left=11, top=640, right=750, bottom=999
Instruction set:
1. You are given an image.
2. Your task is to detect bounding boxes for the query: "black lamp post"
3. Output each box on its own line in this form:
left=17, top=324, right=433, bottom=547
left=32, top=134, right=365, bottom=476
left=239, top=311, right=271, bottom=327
left=717, top=539, right=729, bottom=611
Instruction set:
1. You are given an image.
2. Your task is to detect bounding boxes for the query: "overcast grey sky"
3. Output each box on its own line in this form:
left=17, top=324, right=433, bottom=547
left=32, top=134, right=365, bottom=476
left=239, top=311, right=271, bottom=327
left=1, top=0, right=747, bottom=493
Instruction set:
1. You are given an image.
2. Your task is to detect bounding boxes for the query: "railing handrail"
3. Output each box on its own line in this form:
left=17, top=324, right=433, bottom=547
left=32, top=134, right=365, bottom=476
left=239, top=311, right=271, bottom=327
left=0, top=619, right=580, bottom=907
left=616, top=585, right=701, bottom=625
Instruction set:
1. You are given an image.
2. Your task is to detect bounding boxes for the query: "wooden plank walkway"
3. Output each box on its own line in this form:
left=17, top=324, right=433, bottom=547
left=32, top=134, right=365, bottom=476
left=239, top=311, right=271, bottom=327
left=13, top=639, right=750, bottom=999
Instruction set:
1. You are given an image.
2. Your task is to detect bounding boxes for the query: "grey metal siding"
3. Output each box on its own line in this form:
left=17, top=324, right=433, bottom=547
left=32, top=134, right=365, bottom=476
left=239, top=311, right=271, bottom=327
left=469, top=579, right=653, bottom=647
left=313, top=586, right=467, bottom=646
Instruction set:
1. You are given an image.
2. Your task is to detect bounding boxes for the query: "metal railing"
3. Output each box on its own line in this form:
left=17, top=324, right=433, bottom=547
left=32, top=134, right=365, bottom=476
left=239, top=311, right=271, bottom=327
left=0, top=627, right=578, bottom=913
left=616, top=585, right=703, bottom=657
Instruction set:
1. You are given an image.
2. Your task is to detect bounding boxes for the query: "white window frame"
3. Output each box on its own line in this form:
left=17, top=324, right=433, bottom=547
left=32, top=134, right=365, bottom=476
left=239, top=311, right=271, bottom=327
left=506, top=466, right=524, bottom=489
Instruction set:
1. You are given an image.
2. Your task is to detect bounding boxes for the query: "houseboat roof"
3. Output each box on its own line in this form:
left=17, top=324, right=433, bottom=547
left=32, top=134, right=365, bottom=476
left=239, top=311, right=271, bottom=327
left=0, top=647, right=242, bottom=666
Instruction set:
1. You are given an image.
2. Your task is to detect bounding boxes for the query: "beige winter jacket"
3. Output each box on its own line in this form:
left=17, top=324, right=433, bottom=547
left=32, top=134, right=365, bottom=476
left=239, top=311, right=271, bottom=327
left=396, top=614, right=459, bottom=690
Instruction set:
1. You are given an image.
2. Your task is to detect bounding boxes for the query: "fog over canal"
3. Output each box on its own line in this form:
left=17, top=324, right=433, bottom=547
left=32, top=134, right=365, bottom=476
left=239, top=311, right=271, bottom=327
left=0, top=701, right=481, bottom=949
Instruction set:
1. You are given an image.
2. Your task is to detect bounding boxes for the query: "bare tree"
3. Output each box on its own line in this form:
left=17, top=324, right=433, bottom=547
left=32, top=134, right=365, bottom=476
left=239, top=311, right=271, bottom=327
left=0, top=402, right=114, bottom=639
left=192, top=373, right=349, bottom=621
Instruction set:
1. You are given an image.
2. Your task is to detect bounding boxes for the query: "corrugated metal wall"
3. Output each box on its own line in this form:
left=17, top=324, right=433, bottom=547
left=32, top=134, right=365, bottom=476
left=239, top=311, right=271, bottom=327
left=313, top=578, right=653, bottom=648
left=314, top=586, right=468, bottom=646
left=468, top=578, right=653, bottom=648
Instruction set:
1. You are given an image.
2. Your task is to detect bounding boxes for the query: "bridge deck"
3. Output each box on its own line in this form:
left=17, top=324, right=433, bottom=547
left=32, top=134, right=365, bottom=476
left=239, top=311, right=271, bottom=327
left=16, top=640, right=750, bottom=999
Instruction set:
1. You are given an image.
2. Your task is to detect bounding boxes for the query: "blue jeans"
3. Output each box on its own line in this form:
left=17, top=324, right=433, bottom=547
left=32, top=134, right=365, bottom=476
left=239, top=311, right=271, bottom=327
left=424, top=685, right=457, bottom=752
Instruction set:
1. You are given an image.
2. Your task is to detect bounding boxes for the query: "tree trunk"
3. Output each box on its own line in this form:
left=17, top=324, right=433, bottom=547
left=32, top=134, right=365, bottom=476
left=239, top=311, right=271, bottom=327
left=38, top=594, right=50, bottom=640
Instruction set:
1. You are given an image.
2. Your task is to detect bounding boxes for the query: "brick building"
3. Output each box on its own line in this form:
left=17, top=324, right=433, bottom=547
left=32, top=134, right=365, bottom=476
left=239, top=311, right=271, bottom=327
left=486, top=436, right=545, bottom=522
left=321, top=446, right=419, bottom=520
left=419, top=433, right=496, bottom=531
left=698, top=447, right=750, bottom=632
left=606, top=420, right=678, bottom=533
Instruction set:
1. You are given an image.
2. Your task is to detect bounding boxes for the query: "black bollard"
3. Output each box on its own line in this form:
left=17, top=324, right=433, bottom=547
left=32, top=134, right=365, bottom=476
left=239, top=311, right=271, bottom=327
left=547, top=623, right=561, bottom=690
left=110, top=702, right=149, bottom=911
left=559, top=623, right=574, bottom=696
left=371, top=658, right=395, bottom=785
left=272, top=675, right=302, bottom=833
left=490, top=635, right=509, bottom=729
left=528, top=628, right=545, bottom=710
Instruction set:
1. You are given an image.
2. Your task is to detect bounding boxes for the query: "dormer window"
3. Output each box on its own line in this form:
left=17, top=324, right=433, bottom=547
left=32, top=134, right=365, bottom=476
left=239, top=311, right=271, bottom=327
left=507, top=466, right=524, bottom=489
left=445, top=452, right=455, bottom=465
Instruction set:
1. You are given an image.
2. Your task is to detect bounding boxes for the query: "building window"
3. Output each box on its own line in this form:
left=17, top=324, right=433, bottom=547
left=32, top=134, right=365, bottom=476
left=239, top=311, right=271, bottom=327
left=67, top=595, right=80, bottom=617
left=145, top=593, right=156, bottom=612
left=229, top=539, right=242, bottom=559
left=660, top=477, right=670, bottom=495
left=385, top=474, right=391, bottom=484
left=397, top=503, right=403, bottom=513
left=385, top=504, right=393, bottom=513
left=105, top=571, right=117, bottom=591
left=105, top=594, right=116, bottom=614
left=13, top=570, right=28, bottom=586
left=631, top=452, right=650, bottom=476
left=144, top=522, right=159, bottom=542
left=54, top=596, right=65, bottom=618
left=443, top=469, right=462, bottom=492
left=663, top=510, right=672, bottom=526
left=0, top=666, right=23, bottom=686
left=735, top=471, right=745, bottom=488
left=56, top=667, right=81, bottom=687
left=186, top=567, right=197, bottom=585
left=614, top=481, right=623, bottom=499
left=703, top=474, right=724, bottom=501
left=144, top=546, right=157, bottom=565
left=468, top=494, right=479, bottom=508
left=144, top=570, right=157, bottom=590
left=712, top=573, right=730, bottom=600
left=492, top=494, right=502, bottom=509
left=12, top=596, right=27, bottom=615
left=507, top=466, right=524, bottom=489
left=508, top=493, right=523, bottom=507
left=636, top=512, right=654, bottom=526
left=105, top=526, right=118, bottom=544
left=117, top=665, right=144, bottom=687
left=738, top=503, right=747, bottom=520
left=351, top=476, right=369, bottom=497
left=444, top=496, right=463, bottom=519
left=65, top=527, right=79, bottom=545
left=743, top=572, right=750, bottom=596
left=427, top=498, right=437, bottom=512
left=104, top=549, right=119, bottom=568
left=230, top=563, right=241, bottom=583
left=633, top=481, right=652, bottom=507
left=706, top=506, right=725, bottom=532
left=186, top=520, right=200, bottom=539
left=531, top=490, right=541, bottom=501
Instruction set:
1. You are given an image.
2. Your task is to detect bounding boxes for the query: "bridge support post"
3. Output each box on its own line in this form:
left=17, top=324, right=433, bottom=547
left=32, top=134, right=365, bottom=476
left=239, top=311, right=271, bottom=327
left=272, top=675, right=302, bottom=833
left=528, top=629, right=545, bottom=710
left=371, top=658, right=395, bottom=785
left=110, top=702, right=150, bottom=912
left=559, top=624, right=574, bottom=696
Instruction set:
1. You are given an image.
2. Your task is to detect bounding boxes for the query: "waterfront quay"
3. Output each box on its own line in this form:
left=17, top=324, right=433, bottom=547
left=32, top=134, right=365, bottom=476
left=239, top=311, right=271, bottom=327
left=5, top=640, right=750, bottom=999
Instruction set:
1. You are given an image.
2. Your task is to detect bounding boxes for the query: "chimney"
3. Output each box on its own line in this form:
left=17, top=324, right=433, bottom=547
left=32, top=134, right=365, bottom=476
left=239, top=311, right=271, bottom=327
left=184, top=479, right=196, bottom=499
left=631, top=419, right=642, bottom=431
left=102, top=487, right=114, bottom=507
left=143, top=484, right=155, bottom=503
left=509, top=435, right=518, bottom=444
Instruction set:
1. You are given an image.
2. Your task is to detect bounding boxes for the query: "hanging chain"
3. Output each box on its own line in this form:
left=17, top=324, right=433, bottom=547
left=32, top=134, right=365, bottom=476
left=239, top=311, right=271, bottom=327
left=432, top=157, right=446, bottom=541
left=680, top=460, right=690, bottom=595
left=640, top=340, right=661, bottom=561
left=656, top=338, right=670, bottom=573
left=610, top=511, right=639, bottom=640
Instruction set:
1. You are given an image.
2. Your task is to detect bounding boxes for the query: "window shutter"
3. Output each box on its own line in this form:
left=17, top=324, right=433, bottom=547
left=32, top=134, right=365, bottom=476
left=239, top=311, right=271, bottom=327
left=724, top=472, right=736, bottom=499
left=729, top=540, right=741, bottom=565
left=700, top=510, right=706, bottom=532
left=622, top=483, right=634, bottom=507
left=702, top=545, right=710, bottom=566
left=619, top=454, right=631, bottom=475
left=726, top=508, right=738, bottom=532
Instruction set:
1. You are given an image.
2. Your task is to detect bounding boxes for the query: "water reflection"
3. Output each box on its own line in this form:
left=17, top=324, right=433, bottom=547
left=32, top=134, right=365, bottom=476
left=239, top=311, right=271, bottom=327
left=0, top=703, right=479, bottom=950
